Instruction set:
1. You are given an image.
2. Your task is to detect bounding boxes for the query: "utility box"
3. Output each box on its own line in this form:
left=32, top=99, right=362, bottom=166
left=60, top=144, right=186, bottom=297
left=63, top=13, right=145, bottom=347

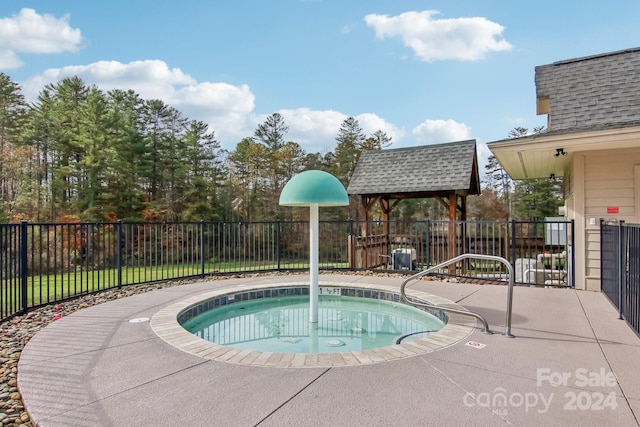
left=392, top=248, right=416, bottom=270
left=514, top=258, right=545, bottom=284
left=545, top=216, right=567, bottom=246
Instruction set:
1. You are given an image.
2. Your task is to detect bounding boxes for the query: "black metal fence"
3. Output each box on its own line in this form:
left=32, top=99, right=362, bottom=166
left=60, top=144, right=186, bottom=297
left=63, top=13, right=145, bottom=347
left=352, top=220, right=573, bottom=286
left=0, top=219, right=574, bottom=321
left=601, top=220, right=640, bottom=336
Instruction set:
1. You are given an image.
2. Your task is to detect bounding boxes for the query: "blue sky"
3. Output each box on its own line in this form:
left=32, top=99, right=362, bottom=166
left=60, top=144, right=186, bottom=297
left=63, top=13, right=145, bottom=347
left=2, top=1, right=640, bottom=166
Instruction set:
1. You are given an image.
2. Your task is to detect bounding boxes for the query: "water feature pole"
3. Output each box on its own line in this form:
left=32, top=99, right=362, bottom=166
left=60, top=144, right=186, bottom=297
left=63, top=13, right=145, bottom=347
left=309, top=203, right=319, bottom=322
left=279, top=170, right=349, bottom=324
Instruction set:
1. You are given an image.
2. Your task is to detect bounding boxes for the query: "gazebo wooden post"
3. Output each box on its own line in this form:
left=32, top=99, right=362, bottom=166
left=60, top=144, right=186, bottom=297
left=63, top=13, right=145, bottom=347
left=448, top=193, right=457, bottom=274
left=359, top=196, right=368, bottom=269
left=460, top=193, right=468, bottom=274
left=381, top=197, right=390, bottom=267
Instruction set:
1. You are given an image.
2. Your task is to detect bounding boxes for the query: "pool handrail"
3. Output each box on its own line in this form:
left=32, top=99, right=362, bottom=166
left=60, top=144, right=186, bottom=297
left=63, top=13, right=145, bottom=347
left=400, top=253, right=515, bottom=338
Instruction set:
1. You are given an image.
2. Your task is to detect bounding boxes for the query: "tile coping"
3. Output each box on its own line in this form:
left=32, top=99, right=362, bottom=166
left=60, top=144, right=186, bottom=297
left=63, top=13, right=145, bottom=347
left=150, top=281, right=476, bottom=368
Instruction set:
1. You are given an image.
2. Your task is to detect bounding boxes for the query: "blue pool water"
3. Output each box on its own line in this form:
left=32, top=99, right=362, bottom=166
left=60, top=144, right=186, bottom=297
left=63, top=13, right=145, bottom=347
left=181, top=295, right=445, bottom=354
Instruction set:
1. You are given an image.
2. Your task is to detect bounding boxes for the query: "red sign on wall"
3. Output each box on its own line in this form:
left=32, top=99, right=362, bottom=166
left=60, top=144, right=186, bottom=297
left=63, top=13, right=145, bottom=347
left=607, top=207, right=619, bottom=214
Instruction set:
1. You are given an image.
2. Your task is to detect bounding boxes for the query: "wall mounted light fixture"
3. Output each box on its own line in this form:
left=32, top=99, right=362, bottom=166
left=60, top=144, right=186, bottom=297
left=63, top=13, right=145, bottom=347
left=554, top=148, right=567, bottom=157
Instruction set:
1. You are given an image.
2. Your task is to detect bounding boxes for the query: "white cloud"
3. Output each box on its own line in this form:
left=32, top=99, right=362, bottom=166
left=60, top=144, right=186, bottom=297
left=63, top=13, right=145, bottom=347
left=364, top=10, right=512, bottom=62
left=173, top=82, right=253, bottom=112
left=0, top=8, right=82, bottom=70
left=271, top=108, right=345, bottom=153
left=22, top=59, right=256, bottom=148
left=24, top=60, right=195, bottom=99
left=174, top=82, right=256, bottom=145
left=20, top=59, right=403, bottom=153
left=25, top=60, right=195, bottom=100
left=412, top=119, right=471, bottom=144
left=355, top=113, right=404, bottom=144
left=0, top=49, right=22, bottom=69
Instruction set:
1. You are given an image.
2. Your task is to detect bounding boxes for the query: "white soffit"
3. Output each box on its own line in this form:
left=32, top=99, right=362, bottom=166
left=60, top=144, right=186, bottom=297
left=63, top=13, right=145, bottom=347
left=488, top=127, right=640, bottom=179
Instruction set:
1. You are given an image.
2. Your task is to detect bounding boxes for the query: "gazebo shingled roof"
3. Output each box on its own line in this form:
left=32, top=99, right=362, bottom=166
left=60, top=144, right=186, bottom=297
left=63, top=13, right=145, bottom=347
left=348, top=139, right=480, bottom=203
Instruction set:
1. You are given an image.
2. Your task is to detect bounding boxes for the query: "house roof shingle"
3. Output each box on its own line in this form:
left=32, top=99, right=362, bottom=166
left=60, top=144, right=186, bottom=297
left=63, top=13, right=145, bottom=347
left=347, top=140, right=480, bottom=196
left=536, top=47, right=640, bottom=132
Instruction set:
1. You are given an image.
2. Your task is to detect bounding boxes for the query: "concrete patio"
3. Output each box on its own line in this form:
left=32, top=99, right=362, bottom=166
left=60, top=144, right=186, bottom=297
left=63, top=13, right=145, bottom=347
left=17, top=274, right=640, bottom=426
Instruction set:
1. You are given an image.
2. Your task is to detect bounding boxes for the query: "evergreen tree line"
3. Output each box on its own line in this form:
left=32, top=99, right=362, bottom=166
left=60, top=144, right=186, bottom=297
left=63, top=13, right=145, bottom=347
left=0, top=73, right=562, bottom=224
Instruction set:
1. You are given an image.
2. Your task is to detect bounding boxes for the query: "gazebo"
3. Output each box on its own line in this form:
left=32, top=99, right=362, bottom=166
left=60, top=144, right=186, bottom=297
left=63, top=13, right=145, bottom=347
left=347, top=140, right=481, bottom=269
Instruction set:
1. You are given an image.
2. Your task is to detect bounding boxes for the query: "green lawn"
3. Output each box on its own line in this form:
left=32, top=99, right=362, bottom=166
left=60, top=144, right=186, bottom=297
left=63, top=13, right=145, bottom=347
left=1, top=260, right=349, bottom=316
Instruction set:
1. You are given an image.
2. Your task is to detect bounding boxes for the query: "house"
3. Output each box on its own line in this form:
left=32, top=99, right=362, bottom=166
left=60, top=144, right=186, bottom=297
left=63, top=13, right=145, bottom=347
left=488, top=47, right=640, bottom=291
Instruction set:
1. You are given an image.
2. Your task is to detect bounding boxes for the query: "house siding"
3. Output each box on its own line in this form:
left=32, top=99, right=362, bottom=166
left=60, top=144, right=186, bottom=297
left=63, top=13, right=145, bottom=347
left=577, top=148, right=640, bottom=290
left=584, top=149, right=640, bottom=220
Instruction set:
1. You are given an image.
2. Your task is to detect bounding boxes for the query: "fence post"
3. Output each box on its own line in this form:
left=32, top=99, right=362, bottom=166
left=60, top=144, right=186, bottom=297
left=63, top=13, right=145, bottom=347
left=276, top=220, right=281, bottom=271
left=349, top=219, right=355, bottom=271
left=20, top=220, right=28, bottom=315
left=200, top=221, right=205, bottom=277
left=425, top=219, right=430, bottom=269
left=618, top=220, right=625, bottom=320
left=570, top=219, right=576, bottom=288
left=600, top=220, right=606, bottom=287
left=116, top=220, right=123, bottom=289
left=510, top=220, right=517, bottom=271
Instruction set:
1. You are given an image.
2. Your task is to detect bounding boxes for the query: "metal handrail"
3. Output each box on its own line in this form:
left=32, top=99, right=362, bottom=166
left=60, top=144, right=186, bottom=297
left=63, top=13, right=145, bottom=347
left=400, top=253, right=515, bottom=338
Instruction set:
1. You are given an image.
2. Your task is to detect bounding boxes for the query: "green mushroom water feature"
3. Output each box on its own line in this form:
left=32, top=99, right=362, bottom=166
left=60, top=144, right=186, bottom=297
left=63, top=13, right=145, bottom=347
left=179, top=170, right=448, bottom=354
left=278, top=170, right=349, bottom=323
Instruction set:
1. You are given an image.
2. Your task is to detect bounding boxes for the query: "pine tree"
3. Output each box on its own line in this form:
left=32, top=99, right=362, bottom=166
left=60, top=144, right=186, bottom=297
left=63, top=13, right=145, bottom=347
left=103, top=89, right=149, bottom=221
left=0, top=73, right=28, bottom=219
left=39, top=77, right=91, bottom=219
left=506, top=126, right=561, bottom=221
left=229, top=138, right=269, bottom=220
left=252, top=113, right=296, bottom=218
left=360, top=130, right=392, bottom=151
left=513, top=179, right=563, bottom=221
left=332, top=117, right=365, bottom=186
left=181, top=120, right=225, bottom=221
left=484, top=154, right=512, bottom=220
